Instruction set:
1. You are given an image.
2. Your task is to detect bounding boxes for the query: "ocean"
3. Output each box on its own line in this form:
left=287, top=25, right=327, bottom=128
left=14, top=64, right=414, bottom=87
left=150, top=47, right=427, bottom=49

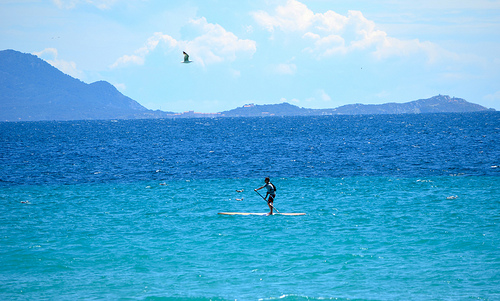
left=1, top=112, right=499, bottom=300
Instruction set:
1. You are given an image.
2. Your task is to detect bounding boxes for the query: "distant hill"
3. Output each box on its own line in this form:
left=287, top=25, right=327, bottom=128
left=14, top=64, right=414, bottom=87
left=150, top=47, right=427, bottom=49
left=221, top=95, right=493, bottom=117
left=331, top=95, right=492, bottom=115
left=0, top=49, right=494, bottom=121
left=0, top=49, right=172, bottom=121
left=220, top=102, right=316, bottom=117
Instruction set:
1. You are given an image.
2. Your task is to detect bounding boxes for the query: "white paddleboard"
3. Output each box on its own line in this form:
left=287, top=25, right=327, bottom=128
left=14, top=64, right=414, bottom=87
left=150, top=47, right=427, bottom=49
left=218, top=212, right=305, bottom=216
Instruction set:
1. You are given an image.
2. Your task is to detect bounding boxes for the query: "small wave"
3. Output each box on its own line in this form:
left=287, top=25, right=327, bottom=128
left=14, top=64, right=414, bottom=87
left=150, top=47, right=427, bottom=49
left=144, top=297, right=227, bottom=301
left=260, top=295, right=354, bottom=301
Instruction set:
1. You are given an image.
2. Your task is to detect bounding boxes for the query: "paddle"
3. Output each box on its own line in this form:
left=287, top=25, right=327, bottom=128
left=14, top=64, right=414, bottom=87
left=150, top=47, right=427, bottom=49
left=255, top=190, right=280, bottom=214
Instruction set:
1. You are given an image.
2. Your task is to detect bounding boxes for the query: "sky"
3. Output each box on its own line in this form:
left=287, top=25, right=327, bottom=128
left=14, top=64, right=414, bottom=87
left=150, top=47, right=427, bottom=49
left=1, top=0, right=499, bottom=113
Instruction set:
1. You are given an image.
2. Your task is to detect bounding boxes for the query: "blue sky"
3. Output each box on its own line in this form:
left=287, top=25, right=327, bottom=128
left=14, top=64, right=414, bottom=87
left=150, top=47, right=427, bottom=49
left=1, top=0, right=499, bottom=112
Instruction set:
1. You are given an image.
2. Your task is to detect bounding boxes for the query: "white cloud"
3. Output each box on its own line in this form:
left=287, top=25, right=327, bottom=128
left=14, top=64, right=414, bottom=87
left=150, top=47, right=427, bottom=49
left=230, top=69, right=241, bottom=78
left=187, top=17, right=257, bottom=65
left=33, top=48, right=84, bottom=80
left=245, top=25, right=254, bottom=34
left=111, top=17, right=256, bottom=68
left=52, top=0, right=119, bottom=10
left=110, top=54, right=144, bottom=68
left=52, top=0, right=77, bottom=9
left=318, top=89, right=331, bottom=102
left=313, top=10, right=348, bottom=33
left=113, top=83, right=127, bottom=91
left=251, top=0, right=314, bottom=33
left=304, top=33, right=347, bottom=56
left=253, top=0, right=450, bottom=62
left=274, top=63, right=297, bottom=75
left=110, top=32, right=176, bottom=68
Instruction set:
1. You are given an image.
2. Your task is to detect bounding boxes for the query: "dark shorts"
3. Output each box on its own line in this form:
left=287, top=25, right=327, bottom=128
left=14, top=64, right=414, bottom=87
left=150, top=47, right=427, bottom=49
left=268, top=194, right=275, bottom=202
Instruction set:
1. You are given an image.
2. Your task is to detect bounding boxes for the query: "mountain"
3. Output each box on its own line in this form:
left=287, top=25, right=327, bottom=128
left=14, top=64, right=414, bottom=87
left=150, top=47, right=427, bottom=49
left=220, top=95, right=493, bottom=117
left=330, top=95, right=492, bottom=115
left=220, top=102, right=316, bottom=117
left=0, top=49, right=170, bottom=121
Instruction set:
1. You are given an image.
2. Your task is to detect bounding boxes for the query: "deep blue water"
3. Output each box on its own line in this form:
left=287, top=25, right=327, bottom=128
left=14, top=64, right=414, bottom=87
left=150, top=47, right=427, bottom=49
left=1, top=113, right=499, bottom=185
left=1, top=113, right=499, bottom=300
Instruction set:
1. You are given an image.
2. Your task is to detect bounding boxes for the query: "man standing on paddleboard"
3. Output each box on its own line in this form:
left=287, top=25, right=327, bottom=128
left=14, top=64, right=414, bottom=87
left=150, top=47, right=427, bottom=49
left=255, top=177, right=276, bottom=215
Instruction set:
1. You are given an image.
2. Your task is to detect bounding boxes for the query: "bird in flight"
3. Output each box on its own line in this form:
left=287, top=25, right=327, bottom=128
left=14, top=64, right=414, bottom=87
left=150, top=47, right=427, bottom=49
left=182, top=51, right=192, bottom=63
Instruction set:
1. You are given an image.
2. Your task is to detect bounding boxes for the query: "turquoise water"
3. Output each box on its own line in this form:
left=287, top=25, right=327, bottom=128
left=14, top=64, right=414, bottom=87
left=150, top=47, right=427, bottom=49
left=1, top=176, right=499, bottom=300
